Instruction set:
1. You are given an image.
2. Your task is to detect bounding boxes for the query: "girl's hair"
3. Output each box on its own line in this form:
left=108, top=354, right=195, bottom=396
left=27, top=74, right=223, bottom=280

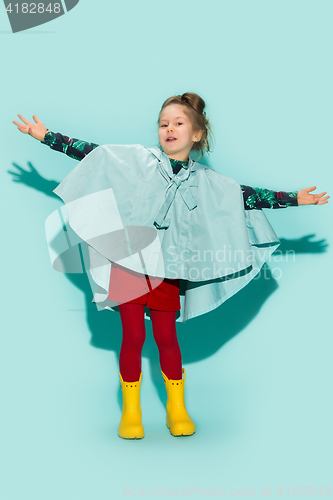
left=159, top=92, right=213, bottom=159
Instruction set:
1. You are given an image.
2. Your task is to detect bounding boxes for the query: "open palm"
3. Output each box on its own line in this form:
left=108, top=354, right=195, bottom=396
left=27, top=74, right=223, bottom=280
left=297, top=186, right=329, bottom=206
left=12, top=114, right=48, bottom=142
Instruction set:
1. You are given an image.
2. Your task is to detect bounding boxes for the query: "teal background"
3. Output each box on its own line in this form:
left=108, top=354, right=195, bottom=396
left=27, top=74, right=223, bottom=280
left=1, top=0, right=332, bottom=498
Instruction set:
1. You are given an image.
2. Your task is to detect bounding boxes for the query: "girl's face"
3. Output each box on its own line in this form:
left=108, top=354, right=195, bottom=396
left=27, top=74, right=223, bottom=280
left=158, top=104, right=202, bottom=161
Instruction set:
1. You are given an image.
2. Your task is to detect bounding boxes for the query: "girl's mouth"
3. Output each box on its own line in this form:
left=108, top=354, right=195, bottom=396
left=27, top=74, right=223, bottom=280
left=166, top=137, right=177, bottom=142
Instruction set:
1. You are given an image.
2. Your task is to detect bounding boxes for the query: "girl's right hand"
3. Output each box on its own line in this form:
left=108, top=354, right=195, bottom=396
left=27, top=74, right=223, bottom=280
left=12, top=114, right=48, bottom=142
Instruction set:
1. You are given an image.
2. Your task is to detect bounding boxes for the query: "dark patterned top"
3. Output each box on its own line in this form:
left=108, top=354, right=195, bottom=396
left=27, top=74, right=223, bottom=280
left=42, top=131, right=299, bottom=210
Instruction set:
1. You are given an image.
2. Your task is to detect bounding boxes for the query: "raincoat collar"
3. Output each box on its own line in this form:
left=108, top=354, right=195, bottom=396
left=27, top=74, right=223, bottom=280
left=145, top=147, right=196, bottom=175
left=145, top=147, right=197, bottom=229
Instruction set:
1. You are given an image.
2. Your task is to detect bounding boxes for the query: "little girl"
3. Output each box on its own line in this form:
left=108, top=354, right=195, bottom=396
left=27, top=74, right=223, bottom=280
left=13, top=92, right=329, bottom=440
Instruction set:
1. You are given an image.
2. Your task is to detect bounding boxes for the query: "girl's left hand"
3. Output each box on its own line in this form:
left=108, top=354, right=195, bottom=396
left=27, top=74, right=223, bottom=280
left=297, top=186, right=330, bottom=205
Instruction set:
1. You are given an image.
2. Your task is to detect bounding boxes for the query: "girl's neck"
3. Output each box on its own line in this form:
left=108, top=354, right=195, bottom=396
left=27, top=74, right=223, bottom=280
left=168, top=156, right=189, bottom=163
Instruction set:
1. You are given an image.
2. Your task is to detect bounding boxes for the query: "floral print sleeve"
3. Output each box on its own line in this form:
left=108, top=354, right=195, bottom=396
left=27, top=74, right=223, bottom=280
left=241, top=185, right=298, bottom=209
left=41, top=130, right=99, bottom=160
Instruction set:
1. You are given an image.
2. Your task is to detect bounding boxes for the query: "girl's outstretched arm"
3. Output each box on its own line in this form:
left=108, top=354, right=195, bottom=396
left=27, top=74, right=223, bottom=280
left=241, top=185, right=329, bottom=209
left=41, top=130, right=99, bottom=160
left=241, top=185, right=299, bottom=210
left=12, top=114, right=99, bottom=161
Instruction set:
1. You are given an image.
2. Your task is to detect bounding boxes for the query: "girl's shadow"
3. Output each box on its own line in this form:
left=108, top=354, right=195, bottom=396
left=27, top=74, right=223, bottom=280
left=8, top=161, right=329, bottom=412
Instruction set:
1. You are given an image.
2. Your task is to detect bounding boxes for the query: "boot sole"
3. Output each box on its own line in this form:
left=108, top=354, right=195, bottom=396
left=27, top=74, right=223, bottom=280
left=167, top=424, right=195, bottom=437
left=170, top=433, right=195, bottom=437
left=118, top=436, right=145, bottom=440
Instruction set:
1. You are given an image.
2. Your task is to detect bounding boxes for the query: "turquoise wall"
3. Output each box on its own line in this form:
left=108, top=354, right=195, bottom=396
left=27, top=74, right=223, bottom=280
left=1, top=1, right=332, bottom=498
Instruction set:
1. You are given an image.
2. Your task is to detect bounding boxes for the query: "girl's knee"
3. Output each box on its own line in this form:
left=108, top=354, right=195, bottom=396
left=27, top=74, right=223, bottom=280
left=122, top=327, right=146, bottom=350
left=153, top=327, right=178, bottom=350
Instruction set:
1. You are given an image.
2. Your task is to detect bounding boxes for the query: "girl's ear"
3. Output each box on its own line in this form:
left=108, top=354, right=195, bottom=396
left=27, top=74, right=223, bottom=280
left=193, top=130, right=203, bottom=143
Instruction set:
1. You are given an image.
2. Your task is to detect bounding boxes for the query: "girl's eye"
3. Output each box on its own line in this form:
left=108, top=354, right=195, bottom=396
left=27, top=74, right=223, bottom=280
left=159, top=123, right=182, bottom=127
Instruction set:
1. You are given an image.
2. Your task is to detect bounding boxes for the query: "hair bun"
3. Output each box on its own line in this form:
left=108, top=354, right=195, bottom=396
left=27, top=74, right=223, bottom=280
left=181, top=92, right=205, bottom=115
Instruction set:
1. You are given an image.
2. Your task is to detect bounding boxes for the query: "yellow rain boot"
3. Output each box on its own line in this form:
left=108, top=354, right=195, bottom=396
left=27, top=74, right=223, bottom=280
left=161, top=369, right=196, bottom=437
left=118, top=372, right=144, bottom=439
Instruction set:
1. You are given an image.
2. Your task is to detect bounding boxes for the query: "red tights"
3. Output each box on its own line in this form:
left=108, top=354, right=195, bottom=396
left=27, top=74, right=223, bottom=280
left=118, top=303, right=182, bottom=382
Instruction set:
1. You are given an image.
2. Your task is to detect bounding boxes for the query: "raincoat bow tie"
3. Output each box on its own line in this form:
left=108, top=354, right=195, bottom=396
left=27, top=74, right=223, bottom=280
left=153, top=160, right=198, bottom=229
